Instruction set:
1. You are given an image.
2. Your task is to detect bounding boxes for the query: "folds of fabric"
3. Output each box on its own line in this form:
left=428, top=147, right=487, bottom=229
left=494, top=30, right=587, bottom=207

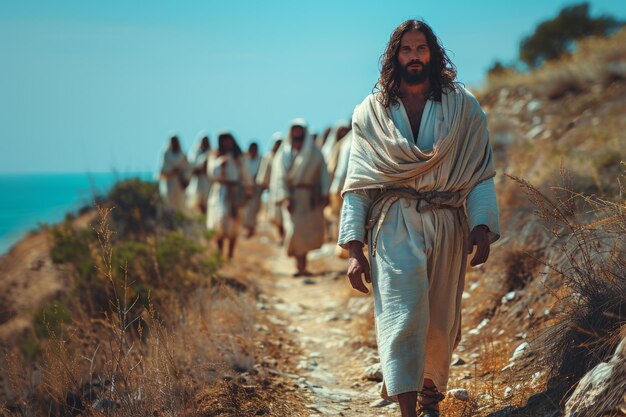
left=206, top=153, right=250, bottom=239
left=343, top=86, right=496, bottom=204
left=338, top=85, right=501, bottom=400
left=272, top=119, right=330, bottom=256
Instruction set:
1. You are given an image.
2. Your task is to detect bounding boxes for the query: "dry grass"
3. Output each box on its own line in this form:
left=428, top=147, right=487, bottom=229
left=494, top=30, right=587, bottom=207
left=484, top=29, right=626, bottom=99
left=1, top=193, right=302, bottom=415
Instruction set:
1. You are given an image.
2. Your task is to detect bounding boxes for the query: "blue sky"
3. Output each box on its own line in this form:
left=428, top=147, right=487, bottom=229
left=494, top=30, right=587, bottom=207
left=1, top=0, right=625, bottom=173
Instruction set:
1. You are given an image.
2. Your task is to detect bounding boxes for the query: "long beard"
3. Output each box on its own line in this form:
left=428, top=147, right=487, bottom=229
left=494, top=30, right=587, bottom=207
left=399, top=61, right=431, bottom=85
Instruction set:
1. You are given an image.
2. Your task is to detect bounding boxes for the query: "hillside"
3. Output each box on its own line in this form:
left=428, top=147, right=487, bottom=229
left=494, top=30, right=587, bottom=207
left=0, top=30, right=625, bottom=417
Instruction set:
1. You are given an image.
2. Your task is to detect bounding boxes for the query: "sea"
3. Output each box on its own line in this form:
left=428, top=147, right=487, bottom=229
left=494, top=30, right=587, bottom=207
left=0, top=172, right=153, bottom=255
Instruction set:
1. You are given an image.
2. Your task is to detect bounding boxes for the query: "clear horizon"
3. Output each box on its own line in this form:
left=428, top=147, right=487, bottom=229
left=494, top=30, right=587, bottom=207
left=2, top=0, right=625, bottom=174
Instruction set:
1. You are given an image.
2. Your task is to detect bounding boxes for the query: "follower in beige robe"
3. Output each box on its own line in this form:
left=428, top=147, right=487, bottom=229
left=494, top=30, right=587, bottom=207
left=272, top=119, right=330, bottom=257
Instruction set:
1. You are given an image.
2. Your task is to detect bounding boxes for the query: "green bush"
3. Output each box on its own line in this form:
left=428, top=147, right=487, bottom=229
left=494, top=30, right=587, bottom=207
left=520, top=3, right=623, bottom=68
left=34, top=300, right=72, bottom=339
left=107, top=179, right=160, bottom=236
left=49, top=225, right=98, bottom=289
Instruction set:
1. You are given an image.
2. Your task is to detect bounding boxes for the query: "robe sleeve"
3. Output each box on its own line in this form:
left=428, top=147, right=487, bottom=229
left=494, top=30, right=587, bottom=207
left=337, top=190, right=372, bottom=247
left=466, top=177, right=500, bottom=243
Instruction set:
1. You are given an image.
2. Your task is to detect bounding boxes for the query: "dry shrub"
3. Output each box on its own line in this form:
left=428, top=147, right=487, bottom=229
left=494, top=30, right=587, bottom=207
left=507, top=172, right=626, bottom=408
left=1, top=197, right=293, bottom=416
left=502, top=245, right=544, bottom=292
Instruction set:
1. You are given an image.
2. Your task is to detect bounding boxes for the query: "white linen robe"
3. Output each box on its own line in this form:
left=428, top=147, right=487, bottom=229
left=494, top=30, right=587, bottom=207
left=206, top=154, right=251, bottom=239
left=159, top=149, right=189, bottom=212
left=338, top=93, right=500, bottom=398
left=186, top=148, right=211, bottom=212
left=273, top=142, right=330, bottom=257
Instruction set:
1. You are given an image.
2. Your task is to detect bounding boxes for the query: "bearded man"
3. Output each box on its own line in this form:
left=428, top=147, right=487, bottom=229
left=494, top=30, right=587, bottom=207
left=273, top=119, right=330, bottom=276
left=338, top=20, right=500, bottom=417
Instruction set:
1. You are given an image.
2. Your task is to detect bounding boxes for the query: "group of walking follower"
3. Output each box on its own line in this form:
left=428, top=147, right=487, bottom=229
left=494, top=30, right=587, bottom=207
left=157, top=119, right=353, bottom=274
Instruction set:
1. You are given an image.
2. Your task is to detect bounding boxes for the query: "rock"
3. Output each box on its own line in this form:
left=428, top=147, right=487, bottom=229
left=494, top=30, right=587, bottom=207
left=468, top=318, right=489, bottom=335
left=564, top=334, right=626, bottom=416
left=302, top=278, right=316, bottom=285
left=297, top=359, right=318, bottom=371
left=527, top=99, right=542, bottom=112
left=447, top=388, right=470, bottom=401
left=363, top=363, right=383, bottom=381
left=370, top=398, right=393, bottom=408
left=254, top=324, right=269, bottom=333
left=527, top=125, right=544, bottom=140
left=451, top=356, right=467, bottom=366
left=511, top=342, right=530, bottom=361
left=504, top=386, right=513, bottom=397
left=501, top=291, right=516, bottom=304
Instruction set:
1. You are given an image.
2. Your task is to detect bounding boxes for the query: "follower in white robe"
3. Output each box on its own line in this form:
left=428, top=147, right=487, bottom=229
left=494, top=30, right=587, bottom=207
left=206, top=153, right=252, bottom=239
left=272, top=119, right=330, bottom=257
left=158, top=148, right=189, bottom=212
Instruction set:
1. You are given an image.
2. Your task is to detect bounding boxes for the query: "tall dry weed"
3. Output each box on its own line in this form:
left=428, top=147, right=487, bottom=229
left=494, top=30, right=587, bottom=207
left=506, top=172, right=625, bottom=407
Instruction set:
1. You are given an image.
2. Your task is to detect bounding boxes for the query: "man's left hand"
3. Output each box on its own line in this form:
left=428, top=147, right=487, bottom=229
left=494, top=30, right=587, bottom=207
left=467, top=225, right=491, bottom=267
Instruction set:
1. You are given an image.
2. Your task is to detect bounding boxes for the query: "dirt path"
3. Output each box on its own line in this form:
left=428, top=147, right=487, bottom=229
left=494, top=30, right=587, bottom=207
left=226, top=224, right=399, bottom=416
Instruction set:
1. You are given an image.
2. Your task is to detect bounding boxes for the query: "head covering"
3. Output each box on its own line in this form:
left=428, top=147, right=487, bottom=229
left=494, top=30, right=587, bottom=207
left=276, top=118, right=315, bottom=185
left=321, top=120, right=349, bottom=163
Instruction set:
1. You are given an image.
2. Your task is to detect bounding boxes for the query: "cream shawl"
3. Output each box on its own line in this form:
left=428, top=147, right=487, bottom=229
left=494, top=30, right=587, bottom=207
left=342, top=86, right=495, bottom=203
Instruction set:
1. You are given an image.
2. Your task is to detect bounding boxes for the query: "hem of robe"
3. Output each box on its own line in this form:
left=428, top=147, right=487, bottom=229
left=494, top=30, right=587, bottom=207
left=380, top=372, right=449, bottom=402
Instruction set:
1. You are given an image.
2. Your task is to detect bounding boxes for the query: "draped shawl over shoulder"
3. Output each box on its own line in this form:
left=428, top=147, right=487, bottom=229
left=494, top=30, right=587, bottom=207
left=342, top=85, right=495, bottom=204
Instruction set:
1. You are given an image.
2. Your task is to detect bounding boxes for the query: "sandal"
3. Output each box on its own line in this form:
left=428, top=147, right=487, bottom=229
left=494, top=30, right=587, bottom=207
left=417, top=384, right=445, bottom=417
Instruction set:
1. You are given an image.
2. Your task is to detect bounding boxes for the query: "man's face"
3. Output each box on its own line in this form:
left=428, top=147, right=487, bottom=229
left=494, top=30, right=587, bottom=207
left=222, top=136, right=234, bottom=152
left=337, top=126, right=350, bottom=140
left=249, top=144, right=258, bottom=158
left=396, top=30, right=431, bottom=85
left=200, top=137, right=209, bottom=151
left=171, top=137, right=181, bottom=152
left=291, top=126, right=305, bottom=152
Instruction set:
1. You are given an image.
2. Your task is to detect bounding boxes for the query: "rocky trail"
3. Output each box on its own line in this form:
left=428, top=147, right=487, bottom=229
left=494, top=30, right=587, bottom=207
left=220, top=224, right=398, bottom=416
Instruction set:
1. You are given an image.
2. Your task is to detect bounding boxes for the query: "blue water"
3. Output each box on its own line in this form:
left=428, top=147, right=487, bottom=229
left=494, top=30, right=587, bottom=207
left=0, top=172, right=153, bottom=255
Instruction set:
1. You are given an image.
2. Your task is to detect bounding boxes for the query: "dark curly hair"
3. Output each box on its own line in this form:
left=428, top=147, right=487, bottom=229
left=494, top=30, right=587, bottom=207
left=374, top=19, right=458, bottom=107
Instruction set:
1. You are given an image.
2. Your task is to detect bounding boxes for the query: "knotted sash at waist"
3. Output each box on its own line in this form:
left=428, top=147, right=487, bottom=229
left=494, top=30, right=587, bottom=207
left=365, top=188, right=463, bottom=257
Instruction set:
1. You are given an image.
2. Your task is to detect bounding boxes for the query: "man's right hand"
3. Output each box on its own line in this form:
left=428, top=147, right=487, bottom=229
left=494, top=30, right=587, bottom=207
left=346, top=241, right=371, bottom=294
